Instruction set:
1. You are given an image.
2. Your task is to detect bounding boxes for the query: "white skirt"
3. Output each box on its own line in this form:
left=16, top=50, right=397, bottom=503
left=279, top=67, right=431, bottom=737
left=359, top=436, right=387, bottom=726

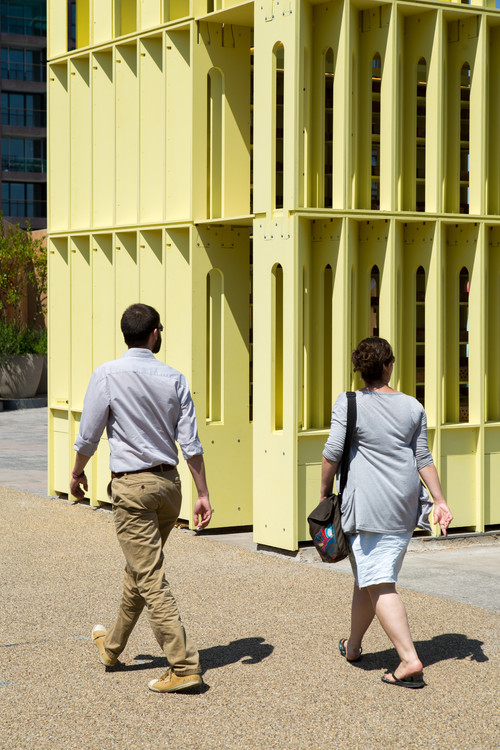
left=348, top=531, right=412, bottom=588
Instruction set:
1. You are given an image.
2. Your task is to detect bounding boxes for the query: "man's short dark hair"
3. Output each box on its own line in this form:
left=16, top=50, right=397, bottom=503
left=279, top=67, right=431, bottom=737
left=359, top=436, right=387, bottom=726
left=121, top=304, right=160, bottom=347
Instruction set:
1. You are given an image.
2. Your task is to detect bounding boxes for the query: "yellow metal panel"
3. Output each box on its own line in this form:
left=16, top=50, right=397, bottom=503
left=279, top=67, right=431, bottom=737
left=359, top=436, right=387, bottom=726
left=192, top=22, right=251, bottom=221
left=488, top=26, right=500, bottom=214
left=484, top=427, right=500, bottom=525
left=92, top=235, right=116, bottom=368
left=139, top=230, right=165, bottom=322
left=53, top=428, right=71, bottom=494
left=115, top=0, right=137, bottom=36
left=168, top=0, right=190, bottom=23
left=92, top=51, right=115, bottom=227
left=190, top=225, right=253, bottom=527
left=70, top=236, right=93, bottom=410
left=47, top=0, right=68, bottom=58
left=70, top=57, right=91, bottom=229
left=441, top=427, right=477, bottom=527
left=165, top=30, right=191, bottom=220
left=48, top=63, right=69, bottom=231
left=114, top=232, right=139, bottom=356
left=140, top=0, right=162, bottom=29
left=92, top=0, right=113, bottom=45
left=48, top=238, right=70, bottom=408
left=297, top=432, right=328, bottom=541
left=115, top=44, right=138, bottom=225
left=49, top=409, right=70, bottom=495
left=487, top=227, right=500, bottom=422
left=139, top=37, right=164, bottom=223
left=252, top=220, right=298, bottom=549
left=76, top=0, right=90, bottom=48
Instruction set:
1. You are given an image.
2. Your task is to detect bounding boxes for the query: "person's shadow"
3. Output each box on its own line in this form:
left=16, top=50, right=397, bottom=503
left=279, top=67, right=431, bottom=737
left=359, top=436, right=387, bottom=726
left=108, top=636, right=274, bottom=692
left=350, top=633, right=488, bottom=671
left=199, top=636, right=274, bottom=669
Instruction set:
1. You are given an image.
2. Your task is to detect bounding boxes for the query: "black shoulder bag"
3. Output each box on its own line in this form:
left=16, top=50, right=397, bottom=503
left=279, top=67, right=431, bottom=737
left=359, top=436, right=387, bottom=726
left=307, top=391, right=357, bottom=563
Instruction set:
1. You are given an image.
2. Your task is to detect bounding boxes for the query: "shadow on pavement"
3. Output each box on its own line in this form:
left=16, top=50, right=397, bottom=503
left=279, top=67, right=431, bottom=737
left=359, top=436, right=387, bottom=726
left=352, top=633, right=489, bottom=671
left=199, top=637, right=274, bottom=669
left=106, top=637, right=274, bottom=675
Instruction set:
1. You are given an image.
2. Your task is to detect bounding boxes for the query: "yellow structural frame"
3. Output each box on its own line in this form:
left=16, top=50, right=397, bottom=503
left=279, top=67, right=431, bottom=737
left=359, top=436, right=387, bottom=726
left=48, top=0, right=500, bottom=550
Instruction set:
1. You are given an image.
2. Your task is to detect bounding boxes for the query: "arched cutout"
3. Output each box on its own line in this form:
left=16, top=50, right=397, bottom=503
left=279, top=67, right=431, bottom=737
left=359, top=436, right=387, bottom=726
left=272, top=263, right=284, bottom=429
left=371, top=54, right=381, bottom=210
left=324, top=264, right=333, bottom=425
left=207, top=68, right=223, bottom=219
left=460, top=63, right=470, bottom=215
left=416, top=266, right=426, bottom=405
left=370, top=265, right=380, bottom=336
left=416, top=58, right=427, bottom=212
left=274, top=43, right=285, bottom=210
left=459, top=266, right=469, bottom=422
left=324, top=48, right=334, bottom=208
left=206, top=268, right=223, bottom=422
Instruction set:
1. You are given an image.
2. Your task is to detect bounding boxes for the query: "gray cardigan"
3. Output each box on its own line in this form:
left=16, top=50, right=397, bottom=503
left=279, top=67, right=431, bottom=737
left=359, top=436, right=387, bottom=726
left=323, top=391, right=434, bottom=534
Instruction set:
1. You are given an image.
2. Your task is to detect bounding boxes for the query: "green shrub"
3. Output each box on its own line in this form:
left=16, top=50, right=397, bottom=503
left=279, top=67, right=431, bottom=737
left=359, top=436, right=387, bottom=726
left=0, top=320, right=47, bottom=364
left=0, top=215, right=47, bottom=363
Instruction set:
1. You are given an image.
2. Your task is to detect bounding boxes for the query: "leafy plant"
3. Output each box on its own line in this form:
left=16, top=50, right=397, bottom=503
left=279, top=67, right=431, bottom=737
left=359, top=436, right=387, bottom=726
left=0, top=320, right=47, bottom=362
left=0, top=215, right=47, bottom=363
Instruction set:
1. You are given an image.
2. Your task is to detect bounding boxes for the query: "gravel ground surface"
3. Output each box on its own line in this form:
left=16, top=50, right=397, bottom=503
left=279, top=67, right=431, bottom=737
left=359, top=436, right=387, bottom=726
left=1, top=488, right=499, bottom=750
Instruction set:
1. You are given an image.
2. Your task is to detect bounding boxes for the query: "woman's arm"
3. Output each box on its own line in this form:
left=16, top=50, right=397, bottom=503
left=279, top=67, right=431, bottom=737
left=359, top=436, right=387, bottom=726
left=419, top=463, right=453, bottom=536
left=320, top=456, right=340, bottom=502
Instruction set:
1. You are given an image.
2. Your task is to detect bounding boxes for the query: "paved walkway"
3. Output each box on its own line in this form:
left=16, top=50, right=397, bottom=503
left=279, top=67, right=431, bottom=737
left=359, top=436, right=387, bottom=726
left=0, top=406, right=47, bottom=495
left=0, top=486, right=499, bottom=750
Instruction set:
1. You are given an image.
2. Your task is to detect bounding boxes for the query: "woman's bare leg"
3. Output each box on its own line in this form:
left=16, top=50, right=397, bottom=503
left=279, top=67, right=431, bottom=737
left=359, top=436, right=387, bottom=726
left=367, top=582, right=423, bottom=679
left=345, top=584, right=376, bottom=660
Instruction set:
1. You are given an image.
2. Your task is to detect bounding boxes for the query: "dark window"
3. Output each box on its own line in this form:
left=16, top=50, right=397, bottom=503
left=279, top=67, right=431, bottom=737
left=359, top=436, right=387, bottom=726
left=1, top=181, right=46, bottom=218
left=371, top=54, right=381, bottom=210
left=1, top=47, right=46, bottom=82
left=1, top=137, right=46, bottom=172
left=0, top=2, right=46, bottom=36
left=1, top=92, right=46, bottom=127
left=459, top=267, right=469, bottom=422
left=70, top=2, right=77, bottom=44
left=460, top=64, right=470, bottom=214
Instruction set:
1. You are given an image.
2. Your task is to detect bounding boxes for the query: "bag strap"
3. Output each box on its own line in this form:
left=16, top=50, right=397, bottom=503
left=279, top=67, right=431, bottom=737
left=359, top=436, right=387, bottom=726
left=338, top=391, right=357, bottom=495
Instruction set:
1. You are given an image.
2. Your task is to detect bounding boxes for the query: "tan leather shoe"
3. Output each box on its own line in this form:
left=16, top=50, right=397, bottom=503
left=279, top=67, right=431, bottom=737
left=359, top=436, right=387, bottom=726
left=148, top=668, right=202, bottom=693
left=91, top=625, right=117, bottom=667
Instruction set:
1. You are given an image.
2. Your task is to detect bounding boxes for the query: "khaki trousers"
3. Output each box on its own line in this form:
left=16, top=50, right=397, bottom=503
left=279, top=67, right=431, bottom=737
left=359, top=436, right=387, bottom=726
left=103, top=470, right=200, bottom=676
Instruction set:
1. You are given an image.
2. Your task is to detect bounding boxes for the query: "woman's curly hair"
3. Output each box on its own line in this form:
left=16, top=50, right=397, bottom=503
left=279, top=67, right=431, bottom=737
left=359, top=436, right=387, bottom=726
left=351, top=337, right=395, bottom=383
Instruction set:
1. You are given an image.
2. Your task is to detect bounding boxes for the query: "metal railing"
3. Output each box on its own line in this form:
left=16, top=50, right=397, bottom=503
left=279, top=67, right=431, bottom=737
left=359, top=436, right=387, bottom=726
left=1, top=107, right=46, bottom=128
left=1, top=62, right=46, bottom=82
left=1, top=199, right=46, bottom=219
left=1, top=156, right=46, bottom=173
left=0, top=15, right=47, bottom=37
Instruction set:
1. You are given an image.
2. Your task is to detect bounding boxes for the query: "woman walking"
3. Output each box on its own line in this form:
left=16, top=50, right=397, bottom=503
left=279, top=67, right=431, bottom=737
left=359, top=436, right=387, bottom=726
left=321, top=337, right=452, bottom=688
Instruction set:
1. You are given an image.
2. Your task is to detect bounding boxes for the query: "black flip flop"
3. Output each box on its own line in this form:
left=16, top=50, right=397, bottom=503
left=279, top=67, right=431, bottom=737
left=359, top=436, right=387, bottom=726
left=338, top=638, right=362, bottom=663
left=381, top=670, right=425, bottom=689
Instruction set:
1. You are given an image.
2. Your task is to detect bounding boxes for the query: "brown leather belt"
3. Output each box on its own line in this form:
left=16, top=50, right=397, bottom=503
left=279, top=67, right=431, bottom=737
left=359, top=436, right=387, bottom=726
left=111, top=463, right=176, bottom=479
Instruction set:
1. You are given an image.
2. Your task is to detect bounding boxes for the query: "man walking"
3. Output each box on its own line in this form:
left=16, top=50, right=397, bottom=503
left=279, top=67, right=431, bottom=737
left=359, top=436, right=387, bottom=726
left=70, top=303, right=212, bottom=693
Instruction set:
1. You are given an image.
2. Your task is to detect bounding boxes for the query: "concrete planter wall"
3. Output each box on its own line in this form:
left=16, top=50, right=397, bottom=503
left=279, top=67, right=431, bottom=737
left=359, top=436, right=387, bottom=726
left=0, top=354, right=45, bottom=399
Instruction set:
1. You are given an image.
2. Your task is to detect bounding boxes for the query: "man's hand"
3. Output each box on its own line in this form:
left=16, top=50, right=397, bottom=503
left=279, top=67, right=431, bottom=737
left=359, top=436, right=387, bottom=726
left=70, top=471, right=88, bottom=500
left=186, top=454, right=211, bottom=530
left=193, top=495, right=212, bottom=531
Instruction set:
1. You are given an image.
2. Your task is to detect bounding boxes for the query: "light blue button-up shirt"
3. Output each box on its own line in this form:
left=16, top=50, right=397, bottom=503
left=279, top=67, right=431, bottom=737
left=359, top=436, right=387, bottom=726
left=74, top=349, right=203, bottom=472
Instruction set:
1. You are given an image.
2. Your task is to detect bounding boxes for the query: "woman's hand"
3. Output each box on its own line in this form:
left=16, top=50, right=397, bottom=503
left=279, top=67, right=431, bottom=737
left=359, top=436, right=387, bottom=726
left=418, top=464, right=453, bottom=536
left=432, top=500, right=453, bottom=536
